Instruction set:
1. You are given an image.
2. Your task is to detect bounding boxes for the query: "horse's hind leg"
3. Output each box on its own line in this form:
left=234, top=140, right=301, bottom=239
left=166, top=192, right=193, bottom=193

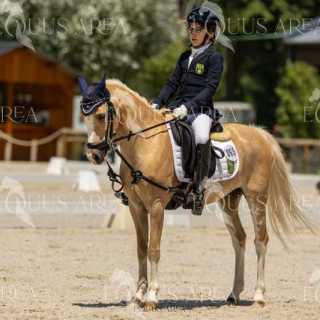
left=244, top=191, right=269, bottom=306
left=219, top=189, right=246, bottom=304
left=129, top=201, right=148, bottom=306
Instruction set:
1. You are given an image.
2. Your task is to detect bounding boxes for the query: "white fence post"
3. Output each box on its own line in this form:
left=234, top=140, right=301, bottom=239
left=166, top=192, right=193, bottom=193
left=56, top=136, right=65, bottom=158
left=4, top=142, right=13, bottom=161
left=30, top=140, right=38, bottom=162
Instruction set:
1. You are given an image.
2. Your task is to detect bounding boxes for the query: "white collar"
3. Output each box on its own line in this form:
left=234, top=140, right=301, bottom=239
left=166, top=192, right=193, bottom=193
left=191, top=43, right=211, bottom=57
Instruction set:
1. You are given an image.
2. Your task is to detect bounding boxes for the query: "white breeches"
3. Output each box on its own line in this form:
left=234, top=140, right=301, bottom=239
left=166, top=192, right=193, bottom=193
left=192, top=114, right=213, bottom=145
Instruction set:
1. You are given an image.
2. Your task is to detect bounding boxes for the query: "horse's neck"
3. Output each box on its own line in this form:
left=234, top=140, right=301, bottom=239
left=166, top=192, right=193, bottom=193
left=116, top=103, right=167, bottom=167
left=121, top=103, right=162, bottom=133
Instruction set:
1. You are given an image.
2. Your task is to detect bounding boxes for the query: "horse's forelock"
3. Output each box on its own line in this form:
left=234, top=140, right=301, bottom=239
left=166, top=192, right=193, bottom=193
left=96, top=104, right=107, bottom=115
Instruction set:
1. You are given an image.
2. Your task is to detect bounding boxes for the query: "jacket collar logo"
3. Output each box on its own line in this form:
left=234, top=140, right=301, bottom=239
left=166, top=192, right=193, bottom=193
left=195, top=63, right=205, bottom=75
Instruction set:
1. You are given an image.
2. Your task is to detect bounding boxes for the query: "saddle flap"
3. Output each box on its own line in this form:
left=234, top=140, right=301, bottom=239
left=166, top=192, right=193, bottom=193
left=169, top=121, right=182, bottom=146
left=169, top=120, right=196, bottom=178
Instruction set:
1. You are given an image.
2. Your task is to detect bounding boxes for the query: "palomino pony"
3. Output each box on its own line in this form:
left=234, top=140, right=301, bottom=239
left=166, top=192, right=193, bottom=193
left=80, top=77, right=313, bottom=311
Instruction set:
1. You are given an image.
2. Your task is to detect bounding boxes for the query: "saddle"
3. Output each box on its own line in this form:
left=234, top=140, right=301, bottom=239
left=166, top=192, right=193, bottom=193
left=169, top=119, right=225, bottom=179
left=169, top=121, right=196, bottom=178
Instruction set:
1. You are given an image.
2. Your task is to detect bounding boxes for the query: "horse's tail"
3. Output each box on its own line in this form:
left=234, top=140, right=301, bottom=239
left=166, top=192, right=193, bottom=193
left=256, top=128, right=316, bottom=247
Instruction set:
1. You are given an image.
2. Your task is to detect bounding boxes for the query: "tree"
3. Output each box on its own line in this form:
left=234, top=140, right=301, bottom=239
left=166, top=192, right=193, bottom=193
left=276, top=62, right=320, bottom=138
left=1, top=0, right=181, bottom=83
left=134, top=40, right=186, bottom=99
left=215, top=0, right=320, bottom=128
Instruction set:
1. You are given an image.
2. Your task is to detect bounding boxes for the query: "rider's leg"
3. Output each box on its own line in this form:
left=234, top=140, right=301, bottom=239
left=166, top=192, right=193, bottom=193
left=192, top=113, right=213, bottom=145
left=191, top=114, right=212, bottom=215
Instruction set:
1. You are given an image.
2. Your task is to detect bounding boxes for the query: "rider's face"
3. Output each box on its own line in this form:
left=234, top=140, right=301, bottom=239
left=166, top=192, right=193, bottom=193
left=188, top=22, right=207, bottom=47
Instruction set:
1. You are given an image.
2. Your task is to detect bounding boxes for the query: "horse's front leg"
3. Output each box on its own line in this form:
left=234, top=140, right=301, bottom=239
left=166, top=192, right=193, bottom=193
left=144, top=199, right=164, bottom=311
left=129, top=201, right=148, bottom=306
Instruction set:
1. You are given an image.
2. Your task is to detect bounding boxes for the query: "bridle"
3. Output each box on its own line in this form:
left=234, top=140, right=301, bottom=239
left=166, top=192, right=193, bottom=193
left=84, top=97, right=181, bottom=194
left=86, top=99, right=116, bottom=152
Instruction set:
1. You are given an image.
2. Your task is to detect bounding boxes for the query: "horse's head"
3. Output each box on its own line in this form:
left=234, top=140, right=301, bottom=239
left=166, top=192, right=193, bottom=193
left=79, top=74, right=164, bottom=164
left=79, top=74, right=116, bottom=165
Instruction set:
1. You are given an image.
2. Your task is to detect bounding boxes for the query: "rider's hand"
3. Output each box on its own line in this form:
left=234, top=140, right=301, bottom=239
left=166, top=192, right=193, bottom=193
left=173, top=105, right=188, bottom=120
left=151, top=103, right=159, bottom=110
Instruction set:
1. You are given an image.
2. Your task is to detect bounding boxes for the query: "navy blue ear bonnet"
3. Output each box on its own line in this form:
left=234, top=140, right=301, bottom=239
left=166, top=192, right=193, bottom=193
left=78, top=74, right=110, bottom=115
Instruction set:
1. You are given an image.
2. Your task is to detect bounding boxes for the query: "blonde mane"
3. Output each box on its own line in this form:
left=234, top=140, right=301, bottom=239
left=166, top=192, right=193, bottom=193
left=106, top=79, right=159, bottom=114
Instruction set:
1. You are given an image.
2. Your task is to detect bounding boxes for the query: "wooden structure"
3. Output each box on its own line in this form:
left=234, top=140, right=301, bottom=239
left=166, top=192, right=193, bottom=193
left=0, top=41, right=76, bottom=161
left=276, top=137, right=320, bottom=173
left=283, top=17, right=320, bottom=70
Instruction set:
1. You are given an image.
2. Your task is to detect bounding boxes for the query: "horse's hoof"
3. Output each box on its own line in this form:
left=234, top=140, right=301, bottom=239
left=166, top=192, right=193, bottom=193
left=144, top=301, right=157, bottom=311
left=226, top=294, right=239, bottom=305
left=254, top=299, right=266, bottom=307
left=134, top=297, right=145, bottom=308
left=254, top=292, right=266, bottom=307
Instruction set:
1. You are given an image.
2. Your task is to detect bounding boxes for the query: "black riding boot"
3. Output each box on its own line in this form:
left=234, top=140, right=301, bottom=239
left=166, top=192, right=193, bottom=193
left=192, top=140, right=211, bottom=215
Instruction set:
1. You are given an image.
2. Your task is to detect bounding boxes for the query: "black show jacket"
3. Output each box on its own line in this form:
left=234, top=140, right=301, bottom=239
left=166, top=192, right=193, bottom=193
left=154, top=44, right=224, bottom=118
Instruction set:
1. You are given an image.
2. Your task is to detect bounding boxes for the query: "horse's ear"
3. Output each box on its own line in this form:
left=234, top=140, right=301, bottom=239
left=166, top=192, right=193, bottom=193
left=96, top=74, right=106, bottom=92
left=78, top=76, right=88, bottom=94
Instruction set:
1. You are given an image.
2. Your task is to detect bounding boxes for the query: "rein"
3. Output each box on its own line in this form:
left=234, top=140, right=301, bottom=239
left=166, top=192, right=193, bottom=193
left=87, top=100, right=181, bottom=194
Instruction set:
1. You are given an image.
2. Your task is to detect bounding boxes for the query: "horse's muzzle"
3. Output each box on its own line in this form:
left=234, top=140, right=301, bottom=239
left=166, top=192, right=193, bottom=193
left=86, top=149, right=105, bottom=165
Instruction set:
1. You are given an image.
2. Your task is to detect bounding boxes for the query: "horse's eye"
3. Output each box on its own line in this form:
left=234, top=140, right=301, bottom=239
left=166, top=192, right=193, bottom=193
left=96, top=114, right=105, bottom=121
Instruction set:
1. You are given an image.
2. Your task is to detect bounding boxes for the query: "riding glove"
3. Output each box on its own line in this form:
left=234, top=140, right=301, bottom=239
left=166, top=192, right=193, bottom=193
left=173, top=105, right=188, bottom=120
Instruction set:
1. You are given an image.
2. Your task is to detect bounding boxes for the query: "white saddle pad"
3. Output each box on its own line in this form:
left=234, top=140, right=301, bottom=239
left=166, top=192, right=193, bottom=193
left=167, top=123, right=240, bottom=183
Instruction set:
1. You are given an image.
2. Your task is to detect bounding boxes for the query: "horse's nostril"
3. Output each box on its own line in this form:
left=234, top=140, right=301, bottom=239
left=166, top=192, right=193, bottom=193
left=93, top=153, right=101, bottom=163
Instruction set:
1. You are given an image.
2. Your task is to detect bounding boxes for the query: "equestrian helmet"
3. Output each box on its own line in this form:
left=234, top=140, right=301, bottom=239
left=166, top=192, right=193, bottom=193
left=187, top=6, right=219, bottom=34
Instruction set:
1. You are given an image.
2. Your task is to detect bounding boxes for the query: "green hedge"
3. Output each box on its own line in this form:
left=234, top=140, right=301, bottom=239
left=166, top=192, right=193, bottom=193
left=276, top=61, right=320, bottom=138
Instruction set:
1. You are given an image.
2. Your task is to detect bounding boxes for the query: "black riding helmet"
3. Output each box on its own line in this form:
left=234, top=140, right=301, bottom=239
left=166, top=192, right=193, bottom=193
left=187, top=6, right=219, bottom=34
